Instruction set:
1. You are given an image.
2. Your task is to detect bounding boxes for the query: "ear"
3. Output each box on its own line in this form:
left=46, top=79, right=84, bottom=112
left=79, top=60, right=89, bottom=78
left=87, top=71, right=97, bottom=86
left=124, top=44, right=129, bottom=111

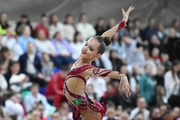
left=96, top=54, right=101, bottom=59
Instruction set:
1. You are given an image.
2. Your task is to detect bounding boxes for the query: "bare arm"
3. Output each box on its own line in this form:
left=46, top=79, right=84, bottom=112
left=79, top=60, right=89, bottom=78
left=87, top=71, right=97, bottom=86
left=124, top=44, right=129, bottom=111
left=101, top=6, right=135, bottom=38
left=85, top=67, right=131, bottom=97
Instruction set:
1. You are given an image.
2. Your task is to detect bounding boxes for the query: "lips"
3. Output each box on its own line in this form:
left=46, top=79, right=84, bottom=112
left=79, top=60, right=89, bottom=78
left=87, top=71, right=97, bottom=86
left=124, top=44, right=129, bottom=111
left=81, top=50, right=86, bottom=54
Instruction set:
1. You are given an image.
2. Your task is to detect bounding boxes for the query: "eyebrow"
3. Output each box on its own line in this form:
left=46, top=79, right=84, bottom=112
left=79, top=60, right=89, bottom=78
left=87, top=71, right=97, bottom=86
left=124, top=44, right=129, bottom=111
left=89, top=45, right=94, bottom=49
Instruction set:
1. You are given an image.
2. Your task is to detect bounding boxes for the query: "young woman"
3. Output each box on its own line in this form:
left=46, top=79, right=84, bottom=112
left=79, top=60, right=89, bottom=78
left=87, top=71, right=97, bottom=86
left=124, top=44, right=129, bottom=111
left=63, top=6, right=134, bottom=120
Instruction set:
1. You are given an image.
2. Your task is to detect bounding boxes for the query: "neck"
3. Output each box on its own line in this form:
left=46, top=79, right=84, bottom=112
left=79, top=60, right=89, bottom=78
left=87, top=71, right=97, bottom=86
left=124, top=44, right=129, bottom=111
left=77, top=57, right=92, bottom=65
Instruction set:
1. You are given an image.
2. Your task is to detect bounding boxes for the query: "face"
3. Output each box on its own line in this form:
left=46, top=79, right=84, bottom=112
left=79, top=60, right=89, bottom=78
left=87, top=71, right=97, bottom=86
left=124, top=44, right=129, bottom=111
left=32, top=111, right=41, bottom=120
left=121, top=113, right=129, bottom=120
left=123, top=36, right=131, bottom=45
left=113, top=32, right=119, bottom=40
left=52, top=14, right=58, bottom=23
left=149, top=18, right=155, bottom=27
left=145, top=65, right=152, bottom=75
left=134, top=114, right=143, bottom=120
left=75, top=33, right=82, bottom=43
left=37, top=30, right=46, bottom=40
left=111, top=51, right=118, bottom=58
left=134, top=20, right=141, bottom=28
left=169, top=28, right=176, bottom=37
left=0, top=13, right=7, bottom=23
left=86, top=85, right=94, bottom=94
left=66, top=15, right=73, bottom=24
left=37, top=105, right=45, bottom=115
left=107, top=84, right=114, bottom=94
left=160, top=105, right=167, bottom=115
left=55, top=33, right=62, bottom=41
left=27, top=43, right=34, bottom=53
left=120, top=66, right=127, bottom=74
left=152, top=108, right=161, bottom=118
left=133, top=65, right=141, bottom=75
left=152, top=48, right=159, bottom=57
left=172, top=107, right=180, bottom=118
left=107, top=108, right=116, bottom=119
left=60, top=102, right=69, bottom=115
left=41, top=17, right=48, bottom=26
left=52, top=112, right=61, bottom=120
left=23, top=26, right=31, bottom=36
left=31, top=86, right=39, bottom=95
left=7, top=27, right=13, bottom=35
left=109, top=18, right=116, bottom=27
left=81, top=14, right=87, bottom=23
left=137, top=98, right=146, bottom=109
left=10, top=63, right=20, bottom=74
left=80, top=38, right=101, bottom=61
left=98, top=19, right=104, bottom=26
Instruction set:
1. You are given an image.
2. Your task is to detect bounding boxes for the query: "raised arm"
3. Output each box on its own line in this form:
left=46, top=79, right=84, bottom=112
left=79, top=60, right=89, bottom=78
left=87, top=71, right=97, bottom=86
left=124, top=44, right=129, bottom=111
left=101, top=6, right=135, bottom=38
left=85, top=67, right=131, bottom=97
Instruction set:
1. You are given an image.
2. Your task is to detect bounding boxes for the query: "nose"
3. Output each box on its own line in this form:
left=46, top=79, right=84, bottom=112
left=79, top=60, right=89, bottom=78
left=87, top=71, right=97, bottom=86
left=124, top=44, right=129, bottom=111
left=83, top=46, right=88, bottom=51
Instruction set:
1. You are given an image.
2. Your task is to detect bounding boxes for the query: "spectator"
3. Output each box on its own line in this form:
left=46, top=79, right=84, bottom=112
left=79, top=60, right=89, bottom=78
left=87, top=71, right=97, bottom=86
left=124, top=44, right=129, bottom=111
left=160, top=104, right=167, bottom=116
left=31, top=110, right=41, bottom=120
left=41, top=53, right=54, bottom=81
left=87, top=76, right=107, bottom=99
left=171, top=107, right=180, bottom=120
left=129, top=97, right=150, bottom=120
left=156, top=21, right=166, bottom=41
left=132, top=18, right=144, bottom=39
left=59, top=102, right=73, bottom=120
left=139, top=64, right=156, bottom=105
left=164, top=60, right=180, bottom=107
left=100, top=83, right=119, bottom=109
left=0, top=12, right=9, bottom=36
left=103, top=107, right=119, bottom=120
left=76, top=13, right=96, bottom=41
left=143, top=17, right=157, bottom=41
left=24, top=84, right=55, bottom=115
left=109, top=50, right=123, bottom=71
left=3, top=93, right=24, bottom=120
left=150, top=107, right=161, bottom=120
left=106, top=18, right=116, bottom=30
left=15, top=14, right=33, bottom=36
left=34, top=29, right=55, bottom=57
left=0, top=47, right=13, bottom=74
left=18, top=25, right=35, bottom=53
left=51, top=111, right=62, bottom=120
left=51, top=32, right=75, bottom=68
left=124, top=20, right=134, bottom=38
left=129, top=65, right=142, bottom=94
left=1, top=26, right=23, bottom=61
left=64, top=14, right=76, bottom=42
left=36, top=102, right=47, bottom=120
left=109, top=32, right=126, bottom=60
left=120, top=112, right=129, bottom=120
left=123, top=35, right=145, bottom=73
left=149, top=34, right=162, bottom=56
left=94, top=17, right=105, bottom=35
left=34, top=13, right=49, bottom=39
left=0, top=71, right=7, bottom=91
left=86, top=84, right=97, bottom=100
left=153, top=65, right=165, bottom=87
left=19, top=43, right=46, bottom=87
left=161, top=52, right=172, bottom=72
left=45, top=65, right=68, bottom=108
left=70, top=32, right=85, bottom=60
left=150, top=47, right=161, bottom=65
left=4, top=61, right=30, bottom=92
left=49, top=13, right=64, bottom=39
left=134, top=113, right=143, bottom=120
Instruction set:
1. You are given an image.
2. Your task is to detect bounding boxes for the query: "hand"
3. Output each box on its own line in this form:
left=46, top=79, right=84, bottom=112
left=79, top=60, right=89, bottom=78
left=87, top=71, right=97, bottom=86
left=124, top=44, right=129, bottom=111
left=122, top=6, right=135, bottom=22
left=119, top=75, right=131, bottom=97
left=132, top=49, right=138, bottom=53
left=37, top=73, right=44, bottom=79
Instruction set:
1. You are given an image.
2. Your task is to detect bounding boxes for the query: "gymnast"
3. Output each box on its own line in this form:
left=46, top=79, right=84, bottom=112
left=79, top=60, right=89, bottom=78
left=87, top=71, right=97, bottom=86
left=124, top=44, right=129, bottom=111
left=63, top=6, right=135, bottom=120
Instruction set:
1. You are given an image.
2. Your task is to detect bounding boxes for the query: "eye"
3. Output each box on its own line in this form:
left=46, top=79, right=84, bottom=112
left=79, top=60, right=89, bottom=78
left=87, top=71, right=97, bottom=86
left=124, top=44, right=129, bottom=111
left=84, top=43, right=87, bottom=46
left=89, top=47, right=93, bottom=51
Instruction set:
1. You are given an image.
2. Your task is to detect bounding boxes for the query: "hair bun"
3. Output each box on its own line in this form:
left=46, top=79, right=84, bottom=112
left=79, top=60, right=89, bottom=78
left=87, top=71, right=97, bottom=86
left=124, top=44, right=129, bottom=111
left=103, top=37, right=111, bottom=46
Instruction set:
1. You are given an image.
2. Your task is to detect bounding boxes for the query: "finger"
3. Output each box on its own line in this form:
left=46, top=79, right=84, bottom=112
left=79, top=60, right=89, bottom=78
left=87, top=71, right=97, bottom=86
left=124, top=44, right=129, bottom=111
left=122, top=8, right=125, bottom=14
left=127, top=6, right=135, bottom=13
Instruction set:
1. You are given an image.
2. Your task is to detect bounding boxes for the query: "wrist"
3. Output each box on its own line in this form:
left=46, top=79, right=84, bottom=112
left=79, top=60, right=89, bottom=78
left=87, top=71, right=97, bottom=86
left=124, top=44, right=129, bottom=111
left=119, top=74, right=127, bottom=80
left=117, top=20, right=126, bottom=31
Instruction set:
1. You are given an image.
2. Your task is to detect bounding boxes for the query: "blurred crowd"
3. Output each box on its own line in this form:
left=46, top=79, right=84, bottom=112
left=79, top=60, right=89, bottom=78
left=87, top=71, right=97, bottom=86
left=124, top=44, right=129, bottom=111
left=0, top=11, right=180, bottom=120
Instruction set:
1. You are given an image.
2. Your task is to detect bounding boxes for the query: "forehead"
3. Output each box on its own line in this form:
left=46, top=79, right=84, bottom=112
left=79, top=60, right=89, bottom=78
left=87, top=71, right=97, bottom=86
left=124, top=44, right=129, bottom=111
left=87, top=38, right=100, bottom=48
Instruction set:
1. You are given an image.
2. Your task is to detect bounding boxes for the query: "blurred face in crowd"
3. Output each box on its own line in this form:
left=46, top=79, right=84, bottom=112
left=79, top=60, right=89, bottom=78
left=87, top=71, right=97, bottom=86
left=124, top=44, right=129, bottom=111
left=173, top=63, right=180, bottom=73
left=120, top=113, right=129, bottom=120
left=160, top=105, right=167, bottom=115
left=27, top=43, right=35, bottom=54
left=134, top=19, right=141, bottom=28
left=60, top=102, right=70, bottom=116
left=55, top=32, right=62, bottom=41
left=169, top=28, right=176, bottom=38
left=80, top=14, right=87, bottom=23
left=97, top=18, right=105, bottom=26
left=0, top=12, right=7, bottom=23
left=6, top=27, right=14, bottom=36
left=31, top=110, right=41, bottom=120
left=143, top=50, right=150, bottom=60
left=106, top=108, right=116, bottom=119
left=111, top=50, right=118, bottom=59
left=173, top=19, right=180, bottom=28
left=37, top=104, right=45, bottom=116
left=127, top=20, right=133, bottom=28
left=51, top=14, right=58, bottom=23
left=150, top=34, right=160, bottom=45
left=86, top=84, right=94, bottom=95
left=137, top=98, right=147, bottom=109
left=152, top=47, right=160, bottom=57
left=10, top=62, right=20, bottom=74
left=116, top=110, right=122, bottom=119
left=133, top=65, right=141, bottom=75
left=23, top=26, right=31, bottom=36
left=145, top=65, right=152, bottom=76
left=11, top=93, right=22, bottom=103
left=21, top=16, right=28, bottom=23
left=157, top=66, right=165, bottom=76
left=52, top=112, right=62, bottom=120
left=41, top=16, right=48, bottom=26
left=107, top=84, right=114, bottom=95
left=31, top=85, right=39, bottom=96
left=75, top=33, right=83, bottom=43
left=123, top=36, right=131, bottom=45
left=161, top=53, right=169, bottom=63
left=59, top=69, right=68, bottom=79
left=157, top=22, right=164, bottom=31
left=37, top=29, right=46, bottom=40
left=152, top=108, right=161, bottom=119
left=80, top=38, right=101, bottom=61
left=66, top=15, right=73, bottom=24
left=113, top=32, right=120, bottom=41
left=108, top=18, right=116, bottom=28
left=149, top=18, right=155, bottom=27
left=120, top=65, right=128, bottom=75
left=172, top=107, right=180, bottom=119
left=134, top=114, right=143, bottom=120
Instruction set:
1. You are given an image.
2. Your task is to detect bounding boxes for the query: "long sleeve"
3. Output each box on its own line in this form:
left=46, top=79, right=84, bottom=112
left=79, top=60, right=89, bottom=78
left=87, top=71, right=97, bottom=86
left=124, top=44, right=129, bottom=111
left=0, top=74, right=8, bottom=90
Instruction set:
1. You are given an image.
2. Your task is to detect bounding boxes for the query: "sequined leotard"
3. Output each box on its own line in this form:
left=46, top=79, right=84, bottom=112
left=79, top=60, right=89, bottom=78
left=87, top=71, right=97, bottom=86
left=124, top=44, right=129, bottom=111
left=64, top=64, right=122, bottom=120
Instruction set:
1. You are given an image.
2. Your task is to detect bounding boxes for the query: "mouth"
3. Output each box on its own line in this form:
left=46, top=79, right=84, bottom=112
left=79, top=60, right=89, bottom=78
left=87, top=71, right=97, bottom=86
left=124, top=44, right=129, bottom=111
left=81, top=50, right=86, bottom=54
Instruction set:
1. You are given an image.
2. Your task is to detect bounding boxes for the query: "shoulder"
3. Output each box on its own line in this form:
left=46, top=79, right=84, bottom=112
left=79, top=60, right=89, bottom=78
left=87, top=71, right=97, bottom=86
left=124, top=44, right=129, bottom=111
left=164, top=71, right=172, bottom=77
